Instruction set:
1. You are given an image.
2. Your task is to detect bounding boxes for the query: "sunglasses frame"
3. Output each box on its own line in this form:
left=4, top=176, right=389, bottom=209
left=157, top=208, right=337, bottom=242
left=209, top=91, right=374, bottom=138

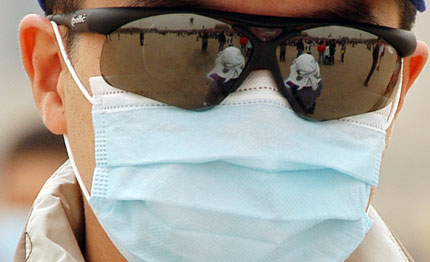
left=48, top=7, right=417, bottom=120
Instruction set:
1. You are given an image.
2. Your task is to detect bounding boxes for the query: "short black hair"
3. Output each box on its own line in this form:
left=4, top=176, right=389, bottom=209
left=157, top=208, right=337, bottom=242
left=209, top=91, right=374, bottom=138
left=44, top=0, right=82, bottom=58
left=396, top=0, right=417, bottom=30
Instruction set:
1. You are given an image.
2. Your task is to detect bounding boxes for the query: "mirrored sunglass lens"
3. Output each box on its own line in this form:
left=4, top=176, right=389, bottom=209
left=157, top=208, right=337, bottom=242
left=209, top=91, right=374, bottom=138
left=100, top=14, right=252, bottom=109
left=277, top=26, right=400, bottom=120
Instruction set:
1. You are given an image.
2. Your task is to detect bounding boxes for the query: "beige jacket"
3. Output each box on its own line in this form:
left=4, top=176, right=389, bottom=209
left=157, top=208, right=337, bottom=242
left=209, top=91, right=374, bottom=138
left=14, top=161, right=414, bottom=262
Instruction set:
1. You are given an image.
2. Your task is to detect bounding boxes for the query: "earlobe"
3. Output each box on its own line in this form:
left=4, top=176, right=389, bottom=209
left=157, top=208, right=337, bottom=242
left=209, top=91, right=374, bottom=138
left=19, top=14, right=67, bottom=135
left=397, top=41, right=429, bottom=112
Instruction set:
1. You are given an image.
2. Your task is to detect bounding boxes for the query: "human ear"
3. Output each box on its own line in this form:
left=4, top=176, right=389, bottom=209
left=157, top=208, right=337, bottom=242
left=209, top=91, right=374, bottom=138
left=19, top=14, right=67, bottom=135
left=397, top=41, right=429, bottom=112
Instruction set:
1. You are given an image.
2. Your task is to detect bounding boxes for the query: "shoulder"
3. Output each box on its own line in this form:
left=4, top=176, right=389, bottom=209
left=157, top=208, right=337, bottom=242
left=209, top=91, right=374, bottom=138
left=347, top=206, right=415, bottom=262
left=14, top=161, right=85, bottom=262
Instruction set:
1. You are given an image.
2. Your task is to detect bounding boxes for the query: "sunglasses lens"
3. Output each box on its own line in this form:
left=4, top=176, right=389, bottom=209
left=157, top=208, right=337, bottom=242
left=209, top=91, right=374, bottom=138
left=100, top=14, right=250, bottom=109
left=101, top=16, right=400, bottom=119
left=277, top=26, right=400, bottom=120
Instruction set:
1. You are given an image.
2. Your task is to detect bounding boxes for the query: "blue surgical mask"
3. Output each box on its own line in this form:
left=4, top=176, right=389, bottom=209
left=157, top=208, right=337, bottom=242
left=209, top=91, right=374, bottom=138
left=54, top=22, right=402, bottom=262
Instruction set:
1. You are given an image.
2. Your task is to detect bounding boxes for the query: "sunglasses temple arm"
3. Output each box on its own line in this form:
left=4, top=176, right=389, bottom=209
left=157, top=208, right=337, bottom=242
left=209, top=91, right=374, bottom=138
left=383, top=61, right=403, bottom=130
left=47, top=13, right=92, bottom=33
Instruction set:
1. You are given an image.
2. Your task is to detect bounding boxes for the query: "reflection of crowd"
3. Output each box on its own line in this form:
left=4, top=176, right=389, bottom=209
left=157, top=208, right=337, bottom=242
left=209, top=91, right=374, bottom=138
left=198, top=31, right=252, bottom=55
left=215, top=32, right=252, bottom=55
left=281, top=39, right=339, bottom=65
left=108, top=26, right=256, bottom=57
left=110, top=25, right=388, bottom=109
left=286, top=37, right=387, bottom=68
left=311, top=40, right=338, bottom=65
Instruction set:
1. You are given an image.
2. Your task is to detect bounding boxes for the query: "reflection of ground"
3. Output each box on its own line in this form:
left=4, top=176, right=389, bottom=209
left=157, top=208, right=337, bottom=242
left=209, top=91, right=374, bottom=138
left=102, top=32, right=240, bottom=108
left=101, top=33, right=397, bottom=118
left=277, top=45, right=397, bottom=119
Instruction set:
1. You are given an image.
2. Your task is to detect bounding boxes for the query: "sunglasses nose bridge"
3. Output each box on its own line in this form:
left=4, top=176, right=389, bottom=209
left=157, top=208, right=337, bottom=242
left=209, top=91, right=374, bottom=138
left=249, top=27, right=283, bottom=42
left=250, top=42, right=279, bottom=70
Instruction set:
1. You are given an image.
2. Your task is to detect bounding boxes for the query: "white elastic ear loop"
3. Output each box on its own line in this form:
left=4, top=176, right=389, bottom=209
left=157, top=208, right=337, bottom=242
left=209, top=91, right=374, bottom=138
left=383, top=60, right=404, bottom=130
left=63, top=135, right=91, bottom=200
left=51, top=21, right=99, bottom=105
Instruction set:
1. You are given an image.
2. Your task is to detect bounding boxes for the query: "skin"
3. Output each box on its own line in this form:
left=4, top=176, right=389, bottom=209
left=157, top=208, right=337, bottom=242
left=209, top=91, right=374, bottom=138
left=19, top=0, right=428, bottom=260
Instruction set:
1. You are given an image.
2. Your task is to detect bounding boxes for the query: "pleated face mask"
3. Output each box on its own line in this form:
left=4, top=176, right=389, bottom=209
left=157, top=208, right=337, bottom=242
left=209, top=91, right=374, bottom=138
left=53, top=21, right=403, bottom=262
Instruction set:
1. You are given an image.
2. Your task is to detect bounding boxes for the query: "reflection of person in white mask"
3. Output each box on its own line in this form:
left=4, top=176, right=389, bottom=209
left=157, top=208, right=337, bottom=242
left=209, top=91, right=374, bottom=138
left=15, top=0, right=429, bottom=261
left=285, top=54, right=322, bottom=114
left=205, top=46, right=245, bottom=106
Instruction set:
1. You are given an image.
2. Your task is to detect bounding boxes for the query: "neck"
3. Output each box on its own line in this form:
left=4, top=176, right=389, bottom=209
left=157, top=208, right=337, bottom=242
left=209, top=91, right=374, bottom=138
left=84, top=200, right=127, bottom=261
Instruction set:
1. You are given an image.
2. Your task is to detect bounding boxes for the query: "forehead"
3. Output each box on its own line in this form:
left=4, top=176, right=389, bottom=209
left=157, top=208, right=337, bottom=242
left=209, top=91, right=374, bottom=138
left=82, top=0, right=400, bottom=27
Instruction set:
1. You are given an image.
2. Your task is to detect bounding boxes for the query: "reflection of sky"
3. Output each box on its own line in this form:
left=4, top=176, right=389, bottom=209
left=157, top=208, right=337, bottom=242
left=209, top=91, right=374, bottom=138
left=126, top=14, right=222, bottom=30
left=125, top=17, right=375, bottom=40
left=305, top=26, right=375, bottom=39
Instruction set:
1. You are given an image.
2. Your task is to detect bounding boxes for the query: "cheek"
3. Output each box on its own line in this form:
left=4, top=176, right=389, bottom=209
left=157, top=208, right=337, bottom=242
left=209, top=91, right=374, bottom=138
left=74, top=33, right=106, bottom=94
left=64, top=73, right=96, bottom=190
left=63, top=34, right=105, bottom=191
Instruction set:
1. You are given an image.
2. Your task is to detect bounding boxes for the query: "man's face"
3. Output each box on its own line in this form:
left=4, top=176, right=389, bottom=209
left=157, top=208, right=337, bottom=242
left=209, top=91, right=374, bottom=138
left=45, top=0, right=411, bottom=191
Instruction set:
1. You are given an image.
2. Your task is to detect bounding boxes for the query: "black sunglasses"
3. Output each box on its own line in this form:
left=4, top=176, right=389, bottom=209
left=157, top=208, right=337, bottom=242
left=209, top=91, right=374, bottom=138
left=49, top=7, right=417, bottom=121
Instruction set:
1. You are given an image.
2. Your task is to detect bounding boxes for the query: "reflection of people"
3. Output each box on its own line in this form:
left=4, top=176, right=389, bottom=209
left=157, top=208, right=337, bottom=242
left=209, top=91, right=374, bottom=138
left=227, top=33, right=234, bottom=46
left=218, top=31, right=226, bottom=51
left=239, top=36, right=248, bottom=55
left=139, top=31, right=144, bottom=46
left=205, top=47, right=245, bottom=106
left=284, top=54, right=322, bottom=114
left=279, top=40, right=287, bottom=62
left=306, top=41, right=312, bottom=54
left=370, top=58, right=402, bottom=111
left=246, top=39, right=252, bottom=57
left=364, top=38, right=384, bottom=87
left=317, top=41, right=326, bottom=64
left=201, top=30, right=209, bottom=53
left=341, top=41, right=347, bottom=63
left=376, top=42, right=386, bottom=71
left=296, top=39, right=304, bottom=57
left=329, top=40, right=336, bottom=65
left=324, top=42, right=331, bottom=65
left=0, top=128, right=67, bottom=262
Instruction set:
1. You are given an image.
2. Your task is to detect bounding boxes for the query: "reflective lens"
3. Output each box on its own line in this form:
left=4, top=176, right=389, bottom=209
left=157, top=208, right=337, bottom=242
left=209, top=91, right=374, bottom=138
left=100, top=14, right=251, bottom=109
left=100, top=15, right=401, bottom=120
left=277, top=26, right=400, bottom=120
